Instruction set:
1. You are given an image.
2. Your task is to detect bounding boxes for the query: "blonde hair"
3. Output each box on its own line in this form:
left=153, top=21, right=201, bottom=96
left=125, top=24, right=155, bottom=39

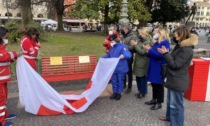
left=138, top=27, right=152, bottom=41
left=158, top=28, right=170, bottom=43
left=138, top=27, right=149, bottom=36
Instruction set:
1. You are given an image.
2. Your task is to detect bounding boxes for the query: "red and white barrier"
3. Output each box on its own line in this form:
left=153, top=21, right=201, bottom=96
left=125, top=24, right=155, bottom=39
left=184, top=58, right=210, bottom=101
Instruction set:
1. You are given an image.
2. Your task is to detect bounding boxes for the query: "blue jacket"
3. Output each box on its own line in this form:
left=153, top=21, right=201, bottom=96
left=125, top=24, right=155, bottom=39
left=147, top=39, right=170, bottom=84
left=103, top=42, right=131, bottom=73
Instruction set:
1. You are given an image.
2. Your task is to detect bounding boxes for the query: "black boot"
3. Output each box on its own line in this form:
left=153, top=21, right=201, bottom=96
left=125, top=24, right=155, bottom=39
left=110, top=93, right=117, bottom=100
left=115, top=94, right=121, bottom=101
left=145, top=99, right=156, bottom=105
left=150, top=103, right=162, bottom=110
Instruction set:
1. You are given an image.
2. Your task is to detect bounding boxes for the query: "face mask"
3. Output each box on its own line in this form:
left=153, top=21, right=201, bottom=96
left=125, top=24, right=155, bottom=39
left=3, top=39, right=8, bottom=45
left=172, top=37, right=178, bottom=44
left=111, top=42, right=116, bottom=47
left=153, top=33, right=159, bottom=40
left=109, top=30, right=114, bottom=35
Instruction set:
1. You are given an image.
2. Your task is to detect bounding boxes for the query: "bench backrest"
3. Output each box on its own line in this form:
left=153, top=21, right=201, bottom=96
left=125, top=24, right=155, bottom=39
left=42, top=55, right=97, bottom=82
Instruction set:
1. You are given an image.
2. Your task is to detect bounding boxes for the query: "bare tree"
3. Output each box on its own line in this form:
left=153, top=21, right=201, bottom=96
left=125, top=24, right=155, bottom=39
left=7, top=0, right=75, bottom=31
left=19, top=0, right=33, bottom=25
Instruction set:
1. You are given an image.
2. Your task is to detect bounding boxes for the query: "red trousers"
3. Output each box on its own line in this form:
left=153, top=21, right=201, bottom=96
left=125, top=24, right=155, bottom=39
left=0, top=83, right=9, bottom=126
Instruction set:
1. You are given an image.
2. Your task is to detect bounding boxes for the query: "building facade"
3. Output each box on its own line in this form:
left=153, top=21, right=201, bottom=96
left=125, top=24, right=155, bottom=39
left=189, top=1, right=210, bottom=27
left=0, top=0, right=48, bottom=23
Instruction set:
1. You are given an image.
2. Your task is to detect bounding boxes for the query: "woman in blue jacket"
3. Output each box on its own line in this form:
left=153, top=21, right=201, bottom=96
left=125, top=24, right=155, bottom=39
left=143, top=28, right=170, bottom=110
left=103, top=34, right=131, bottom=101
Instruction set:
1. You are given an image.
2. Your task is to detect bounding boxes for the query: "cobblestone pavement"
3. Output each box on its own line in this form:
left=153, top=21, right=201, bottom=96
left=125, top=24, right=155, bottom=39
left=6, top=30, right=210, bottom=126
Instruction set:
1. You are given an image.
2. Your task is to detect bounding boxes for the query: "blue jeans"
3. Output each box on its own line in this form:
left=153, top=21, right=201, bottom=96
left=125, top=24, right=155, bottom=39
left=136, top=76, right=147, bottom=95
left=166, top=89, right=184, bottom=126
left=112, top=73, right=126, bottom=94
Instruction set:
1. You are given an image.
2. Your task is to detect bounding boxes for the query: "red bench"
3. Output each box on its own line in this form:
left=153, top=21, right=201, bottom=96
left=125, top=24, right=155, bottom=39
left=42, top=55, right=97, bottom=82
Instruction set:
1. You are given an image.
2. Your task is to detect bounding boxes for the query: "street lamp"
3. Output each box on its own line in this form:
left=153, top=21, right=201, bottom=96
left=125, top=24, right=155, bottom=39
left=119, top=0, right=129, bottom=27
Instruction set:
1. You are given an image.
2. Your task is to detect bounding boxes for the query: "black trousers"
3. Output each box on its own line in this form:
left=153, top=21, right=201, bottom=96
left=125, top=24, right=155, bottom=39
left=124, top=58, right=133, bottom=89
left=151, top=83, right=164, bottom=104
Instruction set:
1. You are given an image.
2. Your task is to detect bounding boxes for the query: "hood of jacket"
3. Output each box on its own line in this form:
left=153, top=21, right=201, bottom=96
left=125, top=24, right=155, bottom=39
left=179, top=34, right=198, bottom=47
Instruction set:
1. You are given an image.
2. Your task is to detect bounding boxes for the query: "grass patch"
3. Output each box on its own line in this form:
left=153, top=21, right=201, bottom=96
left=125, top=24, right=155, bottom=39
left=7, top=32, right=108, bottom=79
left=8, top=32, right=107, bottom=57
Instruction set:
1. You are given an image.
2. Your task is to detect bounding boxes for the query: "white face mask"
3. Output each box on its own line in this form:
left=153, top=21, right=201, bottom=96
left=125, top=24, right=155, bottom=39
left=153, top=33, right=159, bottom=40
left=111, top=42, right=116, bottom=47
left=109, top=30, right=114, bottom=35
left=3, top=39, right=8, bottom=45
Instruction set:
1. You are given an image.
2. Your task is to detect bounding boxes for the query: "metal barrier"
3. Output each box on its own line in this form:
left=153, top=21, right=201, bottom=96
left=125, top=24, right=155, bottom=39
left=42, top=55, right=97, bottom=82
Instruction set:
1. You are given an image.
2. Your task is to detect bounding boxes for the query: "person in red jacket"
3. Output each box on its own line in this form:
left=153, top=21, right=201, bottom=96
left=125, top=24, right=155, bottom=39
left=20, top=28, right=41, bottom=70
left=103, top=25, right=120, bottom=54
left=0, top=26, right=21, bottom=126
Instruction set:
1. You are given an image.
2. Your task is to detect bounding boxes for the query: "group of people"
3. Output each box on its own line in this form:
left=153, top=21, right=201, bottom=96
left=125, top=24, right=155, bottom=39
left=0, top=26, right=40, bottom=126
left=102, top=24, right=198, bottom=126
left=0, top=24, right=198, bottom=126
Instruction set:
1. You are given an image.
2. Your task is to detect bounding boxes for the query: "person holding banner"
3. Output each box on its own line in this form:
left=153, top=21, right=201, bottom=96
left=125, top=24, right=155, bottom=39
left=0, top=26, right=21, bottom=126
left=20, top=28, right=41, bottom=70
left=103, top=34, right=131, bottom=100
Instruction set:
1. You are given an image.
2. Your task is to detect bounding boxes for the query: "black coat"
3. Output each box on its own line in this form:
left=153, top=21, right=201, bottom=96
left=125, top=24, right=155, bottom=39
left=163, top=34, right=198, bottom=92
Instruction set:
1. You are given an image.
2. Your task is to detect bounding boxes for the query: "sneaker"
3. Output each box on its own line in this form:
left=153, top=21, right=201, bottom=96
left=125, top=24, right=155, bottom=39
left=4, top=122, right=13, bottom=126
left=150, top=103, right=162, bottom=110
left=135, top=92, right=140, bottom=97
left=5, top=114, right=16, bottom=120
left=115, top=94, right=121, bottom=101
left=125, top=88, right=132, bottom=94
left=110, top=93, right=117, bottom=100
left=137, top=94, right=145, bottom=99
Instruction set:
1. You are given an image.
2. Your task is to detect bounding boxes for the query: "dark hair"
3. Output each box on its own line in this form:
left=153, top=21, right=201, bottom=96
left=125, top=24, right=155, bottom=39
left=0, top=26, right=9, bottom=44
left=25, top=28, right=39, bottom=40
left=109, top=24, right=116, bottom=30
left=173, top=26, right=191, bottom=42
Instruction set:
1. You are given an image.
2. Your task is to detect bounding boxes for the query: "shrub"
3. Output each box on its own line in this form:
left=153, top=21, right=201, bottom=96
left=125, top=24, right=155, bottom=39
left=4, top=20, right=45, bottom=43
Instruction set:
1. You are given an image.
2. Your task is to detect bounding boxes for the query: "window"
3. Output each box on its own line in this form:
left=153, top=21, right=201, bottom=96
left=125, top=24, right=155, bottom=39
left=198, top=7, right=200, bottom=9
left=197, top=12, right=200, bottom=16
left=207, top=12, right=210, bottom=16
left=201, top=11, right=204, bottom=16
left=3, top=0, right=11, bottom=6
left=202, top=7, right=204, bottom=9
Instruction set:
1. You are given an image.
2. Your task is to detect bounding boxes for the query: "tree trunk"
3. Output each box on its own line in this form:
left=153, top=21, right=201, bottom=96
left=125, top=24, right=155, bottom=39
left=57, top=14, right=63, bottom=31
left=145, top=0, right=154, bottom=13
left=55, top=0, right=64, bottom=31
left=47, top=3, right=56, bottom=20
left=103, top=5, right=109, bottom=35
left=20, top=0, right=33, bottom=26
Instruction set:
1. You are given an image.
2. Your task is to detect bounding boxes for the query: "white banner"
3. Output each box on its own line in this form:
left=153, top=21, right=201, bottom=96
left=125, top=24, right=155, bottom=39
left=16, top=56, right=119, bottom=115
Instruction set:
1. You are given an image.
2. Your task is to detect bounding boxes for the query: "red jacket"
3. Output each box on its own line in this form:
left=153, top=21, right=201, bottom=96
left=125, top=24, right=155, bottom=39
left=0, top=45, right=18, bottom=83
left=20, top=36, right=40, bottom=70
left=103, top=32, right=120, bottom=54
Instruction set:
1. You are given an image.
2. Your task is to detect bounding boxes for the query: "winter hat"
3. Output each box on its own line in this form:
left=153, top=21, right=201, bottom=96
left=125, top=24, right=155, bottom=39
left=109, top=34, right=118, bottom=41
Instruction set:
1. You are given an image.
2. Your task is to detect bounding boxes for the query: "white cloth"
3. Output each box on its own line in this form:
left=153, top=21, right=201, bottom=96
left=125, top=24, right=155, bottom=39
left=16, top=56, right=119, bottom=115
